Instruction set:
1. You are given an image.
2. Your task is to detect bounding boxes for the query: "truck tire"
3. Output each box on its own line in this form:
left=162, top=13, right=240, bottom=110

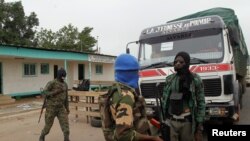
left=90, top=108, right=102, bottom=128
left=90, top=117, right=102, bottom=128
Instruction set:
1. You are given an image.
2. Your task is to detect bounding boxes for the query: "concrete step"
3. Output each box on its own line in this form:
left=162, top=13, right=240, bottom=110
left=0, top=95, right=16, bottom=105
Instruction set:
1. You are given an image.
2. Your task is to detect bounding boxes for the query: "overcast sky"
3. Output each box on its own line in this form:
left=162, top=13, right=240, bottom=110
left=6, top=0, right=250, bottom=56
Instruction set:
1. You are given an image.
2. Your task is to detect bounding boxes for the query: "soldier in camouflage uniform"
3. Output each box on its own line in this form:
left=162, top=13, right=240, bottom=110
left=105, top=54, right=163, bottom=141
left=162, top=52, right=205, bottom=141
left=39, top=68, right=70, bottom=141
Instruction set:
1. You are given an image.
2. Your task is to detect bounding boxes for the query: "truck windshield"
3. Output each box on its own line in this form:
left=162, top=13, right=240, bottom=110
left=139, top=33, right=224, bottom=67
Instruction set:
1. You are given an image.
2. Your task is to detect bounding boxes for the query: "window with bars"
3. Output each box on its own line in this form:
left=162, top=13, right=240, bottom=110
left=24, top=63, right=36, bottom=76
left=41, top=63, right=49, bottom=74
left=95, top=64, right=103, bottom=74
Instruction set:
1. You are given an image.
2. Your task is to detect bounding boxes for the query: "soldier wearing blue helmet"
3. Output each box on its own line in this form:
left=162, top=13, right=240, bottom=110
left=114, top=53, right=140, bottom=89
left=100, top=54, right=163, bottom=141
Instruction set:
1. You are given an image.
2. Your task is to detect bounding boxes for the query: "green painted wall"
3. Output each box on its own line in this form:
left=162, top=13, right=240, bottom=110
left=0, top=45, right=88, bottom=61
left=9, top=91, right=41, bottom=97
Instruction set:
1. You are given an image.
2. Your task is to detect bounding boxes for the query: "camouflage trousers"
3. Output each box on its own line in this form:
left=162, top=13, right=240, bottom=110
left=41, top=106, right=69, bottom=137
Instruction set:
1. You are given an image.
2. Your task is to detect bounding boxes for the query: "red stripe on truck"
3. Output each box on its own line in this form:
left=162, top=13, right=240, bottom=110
left=191, top=63, right=232, bottom=73
left=139, top=69, right=166, bottom=77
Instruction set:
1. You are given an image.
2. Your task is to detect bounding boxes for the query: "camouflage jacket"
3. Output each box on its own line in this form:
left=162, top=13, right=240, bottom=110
left=44, top=79, right=69, bottom=109
left=162, top=73, right=205, bottom=134
left=110, top=82, right=149, bottom=141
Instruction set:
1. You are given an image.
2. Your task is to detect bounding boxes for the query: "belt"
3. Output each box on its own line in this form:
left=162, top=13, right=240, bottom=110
left=168, top=115, right=191, bottom=122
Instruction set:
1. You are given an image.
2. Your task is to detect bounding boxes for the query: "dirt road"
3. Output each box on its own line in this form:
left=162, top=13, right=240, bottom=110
left=0, top=98, right=105, bottom=141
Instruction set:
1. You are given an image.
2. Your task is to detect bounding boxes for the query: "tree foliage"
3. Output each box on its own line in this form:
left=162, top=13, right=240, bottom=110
left=35, top=28, right=56, bottom=49
left=0, top=0, right=97, bottom=53
left=36, top=24, right=97, bottom=52
left=0, top=0, right=39, bottom=46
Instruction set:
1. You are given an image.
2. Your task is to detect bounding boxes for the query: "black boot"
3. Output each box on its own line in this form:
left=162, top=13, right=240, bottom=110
left=39, top=135, right=45, bottom=141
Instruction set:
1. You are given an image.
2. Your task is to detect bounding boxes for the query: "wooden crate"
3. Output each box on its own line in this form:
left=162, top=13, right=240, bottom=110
left=68, top=90, right=106, bottom=123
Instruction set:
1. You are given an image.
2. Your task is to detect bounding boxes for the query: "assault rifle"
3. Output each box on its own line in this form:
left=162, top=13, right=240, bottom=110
left=150, top=82, right=170, bottom=141
left=38, top=88, right=47, bottom=123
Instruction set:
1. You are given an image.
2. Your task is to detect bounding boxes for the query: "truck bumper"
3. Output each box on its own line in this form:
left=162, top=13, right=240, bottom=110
left=205, top=103, right=237, bottom=121
left=145, top=102, right=238, bottom=122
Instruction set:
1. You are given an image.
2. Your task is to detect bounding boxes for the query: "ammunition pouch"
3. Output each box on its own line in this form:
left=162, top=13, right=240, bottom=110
left=169, top=92, right=183, bottom=115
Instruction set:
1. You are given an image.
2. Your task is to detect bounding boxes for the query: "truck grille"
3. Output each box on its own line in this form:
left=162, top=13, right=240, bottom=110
left=140, top=82, right=165, bottom=98
left=140, top=78, right=221, bottom=98
left=202, top=78, right=221, bottom=96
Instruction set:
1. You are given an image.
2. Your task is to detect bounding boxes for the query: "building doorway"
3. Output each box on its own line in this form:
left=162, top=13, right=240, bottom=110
left=54, top=65, right=58, bottom=79
left=78, top=64, right=85, bottom=80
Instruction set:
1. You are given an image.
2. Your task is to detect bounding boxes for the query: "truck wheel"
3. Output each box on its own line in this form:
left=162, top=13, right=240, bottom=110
left=90, top=117, right=102, bottom=128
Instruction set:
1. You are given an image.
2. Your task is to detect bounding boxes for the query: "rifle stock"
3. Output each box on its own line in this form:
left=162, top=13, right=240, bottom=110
left=154, top=83, right=170, bottom=141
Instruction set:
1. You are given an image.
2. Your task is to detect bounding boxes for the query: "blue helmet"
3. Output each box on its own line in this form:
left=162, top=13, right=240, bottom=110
left=114, top=54, right=139, bottom=71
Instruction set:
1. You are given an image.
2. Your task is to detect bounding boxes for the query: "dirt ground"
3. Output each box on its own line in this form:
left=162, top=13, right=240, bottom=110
left=0, top=97, right=105, bottom=141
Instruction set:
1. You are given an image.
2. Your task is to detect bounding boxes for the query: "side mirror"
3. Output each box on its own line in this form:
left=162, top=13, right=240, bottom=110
left=126, top=48, right=130, bottom=54
left=126, top=41, right=139, bottom=54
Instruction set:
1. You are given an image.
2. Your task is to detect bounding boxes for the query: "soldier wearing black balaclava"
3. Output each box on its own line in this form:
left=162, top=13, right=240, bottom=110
left=39, top=68, right=70, bottom=141
left=174, top=52, right=193, bottom=101
left=57, top=68, right=67, bottom=82
left=162, top=52, right=206, bottom=141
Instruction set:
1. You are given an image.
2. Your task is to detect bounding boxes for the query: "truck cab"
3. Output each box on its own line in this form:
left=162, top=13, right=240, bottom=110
left=129, top=10, right=248, bottom=124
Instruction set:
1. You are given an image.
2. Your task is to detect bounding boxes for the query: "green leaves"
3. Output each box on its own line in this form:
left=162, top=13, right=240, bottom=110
left=0, top=1, right=39, bottom=46
left=36, top=24, right=97, bottom=52
left=1, top=1, right=97, bottom=53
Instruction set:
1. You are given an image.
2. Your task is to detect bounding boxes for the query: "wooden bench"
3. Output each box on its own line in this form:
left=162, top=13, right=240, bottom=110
left=73, top=80, right=114, bottom=91
left=68, top=90, right=106, bottom=123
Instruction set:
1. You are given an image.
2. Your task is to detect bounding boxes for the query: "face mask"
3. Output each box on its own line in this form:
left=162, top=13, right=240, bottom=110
left=57, top=69, right=67, bottom=82
left=174, top=65, right=189, bottom=75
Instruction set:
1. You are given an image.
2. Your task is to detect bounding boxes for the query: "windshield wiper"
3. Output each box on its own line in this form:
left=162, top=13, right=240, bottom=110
left=190, top=57, right=209, bottom=64
left=140, top=61, right=173, bottom=70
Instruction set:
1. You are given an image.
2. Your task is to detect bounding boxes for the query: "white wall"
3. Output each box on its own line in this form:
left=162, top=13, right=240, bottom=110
left=68, top=61, right=115, bottom=89
left=90, top=62, right=114, bottom=81
left=1, top=57, right=115, bottom=95
left=2, top=58, right=64, bottom=95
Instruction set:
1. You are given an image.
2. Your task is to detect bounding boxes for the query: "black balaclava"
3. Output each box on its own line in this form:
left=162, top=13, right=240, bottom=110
left=174, top=51, right=190, bottom=75
left=174, top=51, right=192, bottom=93
left=57, top=68, right=67, bottom=82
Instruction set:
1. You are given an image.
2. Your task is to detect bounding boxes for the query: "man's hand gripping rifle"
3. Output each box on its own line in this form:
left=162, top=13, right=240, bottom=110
left=38, top=88, right=47, bottom=123
left=150, top=83, right=170, bottom=141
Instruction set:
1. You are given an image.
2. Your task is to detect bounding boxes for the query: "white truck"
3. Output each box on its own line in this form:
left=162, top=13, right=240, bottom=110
left=127, top=8, right=248, bottom=123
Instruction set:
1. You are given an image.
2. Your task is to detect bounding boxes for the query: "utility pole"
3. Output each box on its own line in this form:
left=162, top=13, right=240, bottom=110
left=96, top=36, right=99, bottom=53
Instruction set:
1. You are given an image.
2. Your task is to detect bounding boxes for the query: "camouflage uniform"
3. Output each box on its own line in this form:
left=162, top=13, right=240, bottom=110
left=40, top=79, right=69, bottom=139
left=162, top=73, right=205, bottom=141
left=109, top=82, right=150, bottom=141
